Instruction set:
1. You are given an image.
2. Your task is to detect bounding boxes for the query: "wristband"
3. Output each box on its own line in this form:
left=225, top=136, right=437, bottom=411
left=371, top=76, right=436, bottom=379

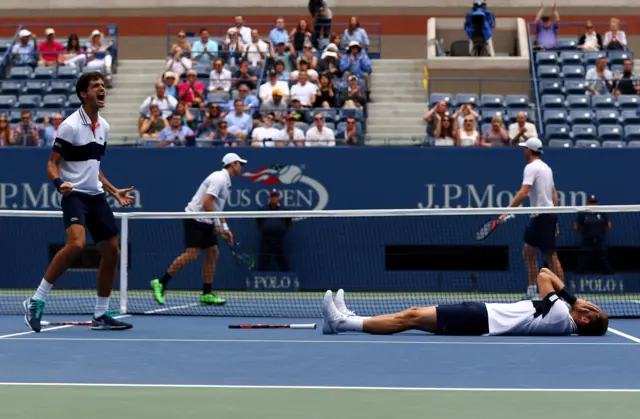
left=213, top=218, right=221, bottom=227
left=558, top=288, right=577, bottom=305
left=53, top=178, right=64, bottom=192
left=222, top=223, right=229, bottom=232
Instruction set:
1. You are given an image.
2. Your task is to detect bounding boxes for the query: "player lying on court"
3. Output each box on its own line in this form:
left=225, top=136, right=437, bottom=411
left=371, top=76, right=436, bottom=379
left=323, top=268, right=608, bottom=336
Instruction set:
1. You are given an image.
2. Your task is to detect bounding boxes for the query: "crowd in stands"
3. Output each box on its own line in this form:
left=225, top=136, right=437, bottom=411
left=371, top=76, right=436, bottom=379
left=139, top=15, right=372, bottom=147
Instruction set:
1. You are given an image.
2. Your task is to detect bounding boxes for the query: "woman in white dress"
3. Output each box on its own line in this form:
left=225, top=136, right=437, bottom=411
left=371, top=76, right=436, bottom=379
left=456, top=116, right=480, bottom=146
left=85, top=30, right=115, bottom=85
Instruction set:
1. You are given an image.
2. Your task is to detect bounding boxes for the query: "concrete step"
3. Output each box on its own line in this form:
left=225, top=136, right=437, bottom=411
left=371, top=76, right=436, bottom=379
left=372, top=61, right=426, bottom=71
left=367, top=125, right=427, bottom=134
left=369, top=117, right=426, bottom=125
left=365, top=134, right=425, bottom=146
left=367, top=108, right=426, bottom=118
left=370, top=92, right=428, bottom=102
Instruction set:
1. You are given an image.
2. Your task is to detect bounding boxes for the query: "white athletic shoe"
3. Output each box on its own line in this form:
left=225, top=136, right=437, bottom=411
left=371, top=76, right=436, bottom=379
left=525, top=285, right=538, bottom=300
left=335, top=289, right=356, bottom=316
left=322, top=290, right=347, bottom=335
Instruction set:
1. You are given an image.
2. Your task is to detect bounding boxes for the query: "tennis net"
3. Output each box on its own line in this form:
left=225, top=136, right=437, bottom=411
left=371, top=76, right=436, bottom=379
left=1, top=206, right=639, bottom=318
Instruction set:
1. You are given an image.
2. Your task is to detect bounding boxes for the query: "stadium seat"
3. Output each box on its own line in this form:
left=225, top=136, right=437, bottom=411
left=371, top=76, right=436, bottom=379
left=33, top=67, right=56, bottom=80
left=575, top=139, right=601, bottom=148
left=564, top=80, right=587, bottom=95
left=621, top=110, right=640, bottom=126
left=537, top=65, right=560, bottom=78
left=559, top=51, right=583, bottom=65
left=33, top=109, right=52, bottom=123
left=591, top=95, right=616, bottom=109
left=67, top=95, right=82, bottom=108
left=607, top=50, right=632, bottom=66
left=317, top=109, right=338, bottom=122
left=0, top=40, right=10, bottom=53
left=627, top=141, right=640, bottom=148
left=294, top=122, right=309, bottom=133
left=595, top=110, right=620, bottom=125
left=585, top=65, right=596, bottom=75
left=206, top=93, right=230, bottom=104
left=480, top=94, right=504, bottom=108
left=42, top=94, right=67, bottom=109
left=325, top=122, right=336, bottom=131
left=602, top=140, right=626, bottom=148
left=0, top=81, right=23, bottom=95
left=556, top=39, right=577, bottom=50
left=430, top=93, right=455, bottom=106
left=617, top=95, right=640, bottom=109
left=545, top=124, right=571, bottom=140
left=543, top=109, right=567, bottom=125
left=0, top=95, right=17, bottom=108
left=572, top=124, right=597, bottom=140
left=17, top=95, right=41, bottom=109
left=24, top=81, right=48, bottom=95
left=624, top=125, right=640, bottom=142
left=9, top=66, right=32, bottom=80
left=480, top=108, right=505, bottom=124
left=598, top=124, right=623, bottom=141
left=548, top=139, right=573, bottom=148
left=538, top=80, right=562, bottom=95
left=481, top=123, right=492, bottom=134
left=569, top=110, right=594, bottom=125
left=56, top=67, right=79, bottom=79
left=566, top=95, right=590, bottom=109
left=505, top=95, right=529, bottom=109
left=8, top=110, right=22, bottom=123
left=340, top=108, right=364, bottom=121
left=541, top=94, right=565, bottom=109
left=536, top=51, right=559, bottom=66
left=49, top=80, right=73, bottom=94
left=583, top=51, right=603, bottom=66
left=562, top=65, right=585, bottom=79
left=194, top=64, right=210, bottom=78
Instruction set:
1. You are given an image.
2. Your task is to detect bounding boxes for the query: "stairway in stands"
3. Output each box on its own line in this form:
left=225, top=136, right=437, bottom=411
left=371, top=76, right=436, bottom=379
left=367, top=59, right=427, bottom=146
left=100, top=59, right=166, bottom=145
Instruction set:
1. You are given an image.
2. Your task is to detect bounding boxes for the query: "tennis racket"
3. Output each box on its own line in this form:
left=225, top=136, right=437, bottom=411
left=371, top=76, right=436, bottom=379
left=475, top=214, right=514, bottom=241
left=42, top=320, right=92, bottom=326
left=226, top=239, right=256, bottom=270
left=228, top=323, right=317, bottom=329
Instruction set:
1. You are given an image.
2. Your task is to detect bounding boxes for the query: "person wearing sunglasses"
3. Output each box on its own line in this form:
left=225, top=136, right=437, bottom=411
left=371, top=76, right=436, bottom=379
left=577, top=20, right=602, bottom=51
left=0, top=114, right=15, bottom=146
left=305, top=112, right=335, bottom=147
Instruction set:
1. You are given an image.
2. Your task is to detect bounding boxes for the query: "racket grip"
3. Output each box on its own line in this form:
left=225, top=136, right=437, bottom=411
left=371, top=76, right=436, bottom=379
left=290, top=324, right=317, bottom=329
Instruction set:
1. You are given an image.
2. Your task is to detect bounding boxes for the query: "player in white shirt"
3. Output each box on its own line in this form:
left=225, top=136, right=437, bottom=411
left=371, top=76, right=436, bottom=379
left=503, top=137, right=564, bottom=299
left=251, top=113, right=281, bottom=147
left=323, top=268, right=608, bottom=337
left=151, top=153, right=246, bottom=306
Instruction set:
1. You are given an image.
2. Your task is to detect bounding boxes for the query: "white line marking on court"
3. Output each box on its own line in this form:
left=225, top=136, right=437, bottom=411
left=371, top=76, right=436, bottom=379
left=0, top=315, right=132, bottom=340
left=0, top=337, right=636, bottom=346
left=608, top=328, right=640, bottom=344
left=142, top=304, right=199, bottom=315
left=0, top=382, right=639, bottom=392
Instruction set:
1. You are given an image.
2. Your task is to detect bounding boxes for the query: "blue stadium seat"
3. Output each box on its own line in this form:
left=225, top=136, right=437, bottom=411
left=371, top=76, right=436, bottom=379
left=559, top=51, right=583, bottom=65
left=624, top=125, right=640, bottom=142
left=621, top=110, right=640, bottom=126
left=543, top=109, right=567, bottom=125
left=42, top=94, right=67, bottom=109
left=24, top=81, right=48, bottom=95
left=0, top=40, right=10, bottom=53
left=538, top=80, right=562, bottom=95
left=562, top=65, right=585, bottom=79
left=33, top=109, right=51, bottom=124
left=295, top=122, right=309, bottom=133
left=9, top=66, right=32, bottom=80
left=575, top=139, right=601, bottom=148
left=8, top=110, right=22, bottom=123
left=569, top=110, right=594, bottom=125
left=0, top=81, right=23, bottom=95
left=598, top=124, right=623, bottom=141
left=541, top=94, right=565, bottom=109
left=505, top=95, right=529, bottom=109
left=535, top=51, right=559, bottom=66
left=566, top=95, right=590, bottom=109
left=480, top=108, right=505, bottom=124
left=0, top=95, right=17, bottom=108
left=595, top=110, right=620, bottom=125
left=572, top=124, right=597, bottom=140
left=584, top=51, right=603, bottom=66
left=49, top=80, right=73, bottom=94
left=627, top=141, right=640, bottom=148
left=585, top=65, right=596, bottom=75
left=617, top=95, right=640, bottom=109
left=548, top=139, right=573, bottom=148
left=17, top=95, right=41, bottom=109
left=537, top=65, right=561, bottom=79
left=33, top=67, right=56, bottom=80
left=481, top=123, right=492, bottom=134
left=194, top=64, right=211, bottom=78
left=325, top=122, right=336, bottom=131
left=564, top=80, right=587, bottom=95
left=545, top=124, right=571, bottom=140
left=607, top=50, right=632, bottom=66
left=480, top=94, right=504, bottom=108
left=602, top=140, right=626, bottom=148
left=56, top=67, right=79, bottom=79
left=67, top=95, right=82, bottom=108
left=206, top=93, right=230, bottom=104
left=430, top=93, right=455, bottom=106
left=340, top=108, right=364, bottom=121
left=556, top=39, right=578, bottom=50
left=591, top=95, right=616, bottom=109
left=317, top=109, right=338, bottom=122
left=611, top=64, right=623, bottom=75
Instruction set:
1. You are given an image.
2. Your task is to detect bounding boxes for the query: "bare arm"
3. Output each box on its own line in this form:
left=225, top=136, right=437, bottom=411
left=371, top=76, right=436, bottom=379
left=552, top=185, right=558, bottom=206
left=99, top=170, right=118, bottom=196
left=508, top=184, right=530, bottom=208
left=46, top=151, right=63, bottom=182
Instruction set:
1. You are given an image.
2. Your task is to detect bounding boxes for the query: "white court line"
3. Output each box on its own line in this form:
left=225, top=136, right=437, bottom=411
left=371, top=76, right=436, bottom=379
left=0, top=382, right=639, bottom=392
left=0, top=337, right=636, bottom=346
left=142, top=303, right=199, bottom=315
left=0, top=315, right=132, bottom=340
left=608, top=328, right=640, bottom=344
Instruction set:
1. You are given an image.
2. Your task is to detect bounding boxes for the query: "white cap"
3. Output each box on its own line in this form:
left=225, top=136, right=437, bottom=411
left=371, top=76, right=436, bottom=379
left=91, top=29, right=102, bottom=37
left=45, top=28, right=55, bottom=36
left=19, top=29, right=31, bottom=38
left=348, top=40, right=361, bottom=48
left=519, top=137, right=544, bottom=154
left=322, top=51, right=338, bottom=59
left=222, top=152, right=247, bottom=166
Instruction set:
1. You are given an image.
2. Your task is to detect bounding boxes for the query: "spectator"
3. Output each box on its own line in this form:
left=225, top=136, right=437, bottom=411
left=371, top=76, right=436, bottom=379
left=318, top=47, right=341, bottom=78
left=260, top=90, right=289, bottom=122
left=604, top=18, right=627, bottom=51
left=140, top=82, right=178, bottom=123
left=340, top=41, right=371, bottom=91
left=256, top=190, right=292, bottom=272
left=274, top=60, right=290, bottom=82
left=270, top=42, right=295, bottom=73
left=212, top=120, right=240, bottom=147
left=226, top=16, right=252, bottom=45
left=139, top=104, right=169, bottom=139
left=170, top=31, right=192, bottom=57
left=342, top=116, right=361, bottom=146
left=175, top=101, right=196, bottom=130
left=233, top=60, right=258, bottom=90
left=290, top=70, right=319, bottom=107
left=339, top=75, right=366, bottom=109
left=290, top=20, right=313, bottom=53
left=42, top=113, right=63, bottom=146
left=432, top=114, right=456, bottom=146
left=62, top=34, right=86, bottom=68
left=277, top=113, right=306, bottom=146
left=306, top=112, right=335, bottom=146
left=534, top=1, right=559, bottom=50
left=328, top=34, right=343, bottom=54
left=244, top=29, right=269, bottom=67
left=259, top=69, right=290, bottom=102
left=229, top=83, right=260, bottom=115
left=482, top=115, right=509, bottom=147
left=223, top=29, right=244, bottom=68
left=11, top=29, right=37, bottom=67
left=457, top=116, right=480, bottom=146
left=251, top=113, right=281, bottom=147
left=225, top=98, right=253, bottom=143
left=343, top=17, right=370, bottom=49
left=424, top=100, right=449, bottom=137
left=298, top=41, right=319, bottom=70
left=312, top=73, right=336, bottom=108
left=578, top=20, right=603, bottom=51
left=178, top=69, right=206, bottom=108
left=208, top=58, right=232, bottom=93
left=38, top=28, right=64, bottom=67
left=508, top=111, right=538, bottom=144
left=155, top=113, right=195, bottom=146
left=453, top=103, right=479, bottom=130
left=14, top=110, right=39, bottom=146
left=614, top=59, right=640, bottom=96
left=289, top=99, right=309, bottom=122
left=85, top=30, right=114, bottom=86
left=192, top=28, right=218, bottom=66
left=0, top=114, right=15, bottom=146
left=585, top=56, right=613, bottom=95
left=162, top=71, right=179, bottom=98
left=291, top=59, right=319, bottom=83
left=308, top=0, right=332, bottom=48
left=574, top=195, right=613, bottom=275
left=270, top=18, right=289, bottom=46
left=197, top=104, right=222, bottom=138
left=166, top=46, right=192, bottom=81
left=464, top=0, right=495, bottom=56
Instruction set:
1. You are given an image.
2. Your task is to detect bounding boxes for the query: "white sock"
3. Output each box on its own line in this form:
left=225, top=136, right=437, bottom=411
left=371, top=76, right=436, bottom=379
left=337, top=316, right=364, bottom=332
left=94, top=296, right=110, bottom=317
left=527, top=285, right=538, bottom=295
left=33, top=278, right=53, bottom=301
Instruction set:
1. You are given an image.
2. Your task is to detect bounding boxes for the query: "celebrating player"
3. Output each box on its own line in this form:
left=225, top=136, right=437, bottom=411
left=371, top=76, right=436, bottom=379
left=151, top=152, right=246, bottom=305
left=323, top=268, right=608, bottom=337
left=24, top=72, right=135, bottom=332
left=505, top=137, right=564, bottom=299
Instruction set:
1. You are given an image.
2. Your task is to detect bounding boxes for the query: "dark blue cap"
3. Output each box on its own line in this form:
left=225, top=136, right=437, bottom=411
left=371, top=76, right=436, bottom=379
left=588, top=194, right=598, bottom=202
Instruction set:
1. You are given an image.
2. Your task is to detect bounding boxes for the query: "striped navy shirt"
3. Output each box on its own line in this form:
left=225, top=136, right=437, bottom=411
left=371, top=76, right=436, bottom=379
left=52, top=107, right=109, bottom=195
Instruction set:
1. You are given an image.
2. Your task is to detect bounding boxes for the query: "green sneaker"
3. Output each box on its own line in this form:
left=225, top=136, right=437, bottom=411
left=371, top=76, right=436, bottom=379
left=200, top=293, right=226, bottom=305
left=150, top=279, right=165, bottom=305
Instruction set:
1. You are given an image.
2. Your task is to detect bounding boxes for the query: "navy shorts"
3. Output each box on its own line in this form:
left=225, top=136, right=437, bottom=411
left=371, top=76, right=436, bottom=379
left=61, top=192, right=118, bottom=243
left=183, top=219, right=218, bottom=249
left=435, top=302, right=489, bottom=336
left=524, top=214, right=558, bottom=253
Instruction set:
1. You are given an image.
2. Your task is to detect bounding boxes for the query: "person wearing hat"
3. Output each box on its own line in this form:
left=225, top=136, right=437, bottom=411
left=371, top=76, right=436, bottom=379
left=502, top=137, right=564, bottom=299
left=85, top=29, right=115, bottom=86
left=11, top=29, right=37, bottom=67
left=258, top=69, right=290, bottom=102
left=534, top=0, right=560, bottom=50
left=276, top=113, right=305, bottom=146
left=259, top=88, right=289, bottom=121
left=339, top=40, right=371, bottom=92
left=151, top=152, right=247, bottom=306
left=574, top=195, right=613, bottom=275
left=37, top=28, right=65, bottom=67
left=318, top=46, right=341, bottom=78
left=256, top=189, right=292, bottom=272
left=160, top=71, right=179, bottom=98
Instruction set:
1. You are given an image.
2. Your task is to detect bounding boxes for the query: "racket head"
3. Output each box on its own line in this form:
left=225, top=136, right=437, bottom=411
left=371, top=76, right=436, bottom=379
left=229, top=241, right=256, bottom=270
left=475, top=218, right=498, bottom=241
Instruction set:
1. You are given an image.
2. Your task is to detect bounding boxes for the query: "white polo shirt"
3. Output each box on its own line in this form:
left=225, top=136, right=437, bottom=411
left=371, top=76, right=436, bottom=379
left=185, top=169, right=231, bottom=224
left=305, top=126, right=335, bottom=147
left=522, top=159, right=555, bottom=207
left=53, top=106, right=109, bottom=195
left=290, top=82, right=318, bottom=106
left=251, top=126, right=280, bottom=147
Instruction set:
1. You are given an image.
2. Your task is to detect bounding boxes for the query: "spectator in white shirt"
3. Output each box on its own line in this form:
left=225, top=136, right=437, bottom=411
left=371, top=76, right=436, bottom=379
left=166, top=46, right=192, bottom=80
left=208, top=58, right=232, bottom=93
left=227, top=16, right=252, bottom=45
left=244, top=29, right=269, bottom=67
left=306, top=112, right=335, bottom=147
left=259, top=69, right=290, bottom=102
left=577, top=21, right=603, bottom=51
left=290, top=71, right=318, bottom=107
left=603, top=18, right=627, bottom=51
left=290, top=59, right=319, bottom=84
left=139, top=82, right=178, bottom=129
left=251, top=113, right=281, bottom=147
left=277, top=113, right=306, bottom=147
left=508, top=112, right=538, bottom=144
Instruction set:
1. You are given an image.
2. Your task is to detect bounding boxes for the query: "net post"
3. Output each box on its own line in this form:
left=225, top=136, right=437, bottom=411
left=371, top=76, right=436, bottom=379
left=119, top=213, right=128, bottom=315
